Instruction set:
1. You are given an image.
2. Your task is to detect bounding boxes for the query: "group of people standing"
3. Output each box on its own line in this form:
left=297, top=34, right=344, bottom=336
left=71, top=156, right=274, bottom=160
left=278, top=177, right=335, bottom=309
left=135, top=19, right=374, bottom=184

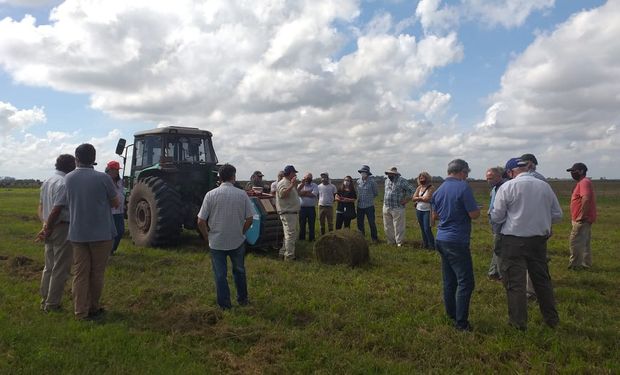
left=38, top=144, right=122, bottom=320
left=37, top=146, right=597, bottom=333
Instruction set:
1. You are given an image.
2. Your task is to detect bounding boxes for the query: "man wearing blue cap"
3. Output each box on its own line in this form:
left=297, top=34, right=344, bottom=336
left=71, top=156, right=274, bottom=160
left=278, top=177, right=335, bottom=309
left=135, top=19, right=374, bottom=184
left=276, top=165, right=300, bottom=261
left=491, top=158, right=563, bottom=330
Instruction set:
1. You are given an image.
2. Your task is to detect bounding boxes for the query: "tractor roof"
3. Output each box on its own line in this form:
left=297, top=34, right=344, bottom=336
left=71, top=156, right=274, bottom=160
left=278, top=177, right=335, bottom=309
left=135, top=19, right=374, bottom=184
left=134, top=126, right=213, bottom=137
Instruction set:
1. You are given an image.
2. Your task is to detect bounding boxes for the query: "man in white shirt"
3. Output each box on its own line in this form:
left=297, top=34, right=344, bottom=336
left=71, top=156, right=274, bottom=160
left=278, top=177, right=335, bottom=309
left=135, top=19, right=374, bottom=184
left=36, top=154, right=76, bottom=312
left=197, top=164, right=255, bottom=309
left=318, top=172, right=337, bottom=235
left=491, top=158, right=563, bottom=330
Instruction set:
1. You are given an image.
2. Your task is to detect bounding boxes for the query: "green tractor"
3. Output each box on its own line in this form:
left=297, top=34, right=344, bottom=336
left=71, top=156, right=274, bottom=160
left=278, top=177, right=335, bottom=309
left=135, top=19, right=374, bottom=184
left=115, top=126, right=282, bottom=249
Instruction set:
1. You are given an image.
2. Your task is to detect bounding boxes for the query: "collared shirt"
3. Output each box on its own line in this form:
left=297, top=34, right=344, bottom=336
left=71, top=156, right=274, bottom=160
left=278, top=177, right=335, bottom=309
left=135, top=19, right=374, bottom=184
left=197, top=182, right=256, bottom=251
left=111, top=178, right=125, bottom=215
left=491, top=173, right=563, bottom=237
left=488, top=178, right=507, bottom=234
left=40, top=170, right=69, bottom=224
left=65, top=167, right=118, bottom=242
left=383, top=176, right=414, bottom=209
left=318, top=183, right=337, bottom=206
left=298, top=182, right=319, bottom=207
left=276, top=178, right=301, bottom=213
left=570, top=177, right=597, bottom=223
left=527, top=170, right=547, bottom=181
left=431, top=177, right=479, bottom=243
left=357, top=177, right=378, bottom=209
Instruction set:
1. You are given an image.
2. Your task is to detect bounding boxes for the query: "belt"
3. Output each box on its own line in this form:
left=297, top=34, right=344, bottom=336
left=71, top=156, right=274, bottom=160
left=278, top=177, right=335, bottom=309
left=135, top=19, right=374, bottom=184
left=319, top=205, right=333, bottom=208
left=59, top=221, right=70, bottom=224
left=279, top=211, right=298, bottom=215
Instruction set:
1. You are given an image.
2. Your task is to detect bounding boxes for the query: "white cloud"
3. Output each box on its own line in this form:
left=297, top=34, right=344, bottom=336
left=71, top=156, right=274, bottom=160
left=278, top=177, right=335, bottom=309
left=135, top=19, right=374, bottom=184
left=463, top=0, right=555, bottom=29
left=0, top=0, right=465, bottom=179
left=474, top=0, right=619, bottom=177
left=0, top=0, right=56, bottom=7
left=0, top=101, right=46, bottom=134
left=416, top=0, right=459, bottom=34
left=0, top=128, right=124, bottom=179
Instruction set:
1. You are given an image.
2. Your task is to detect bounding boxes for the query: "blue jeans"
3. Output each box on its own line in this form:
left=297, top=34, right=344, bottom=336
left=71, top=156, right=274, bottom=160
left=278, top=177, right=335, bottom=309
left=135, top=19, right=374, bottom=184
left=112, top=214, right=125, bottom=254
left=299, top=206, right=316, bottom=241
left=416, top=209, right=435, bottom=249
left=357, top=206, right=378, bottom=241
left=435, top=240, right=475, bottom=329
left=210, top=244, right=248, bottom=309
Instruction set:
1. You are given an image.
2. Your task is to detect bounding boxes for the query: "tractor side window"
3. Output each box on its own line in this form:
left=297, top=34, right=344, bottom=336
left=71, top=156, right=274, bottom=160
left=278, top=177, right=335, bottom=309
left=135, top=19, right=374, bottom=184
left=134, top=139, right=145, bottom=167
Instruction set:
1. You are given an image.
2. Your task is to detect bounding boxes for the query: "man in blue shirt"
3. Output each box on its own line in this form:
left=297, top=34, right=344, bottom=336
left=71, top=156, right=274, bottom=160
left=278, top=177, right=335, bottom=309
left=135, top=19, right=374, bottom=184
left=356, top=165, right=379, bottom=242
left=431, top=159, right=480, bottom=331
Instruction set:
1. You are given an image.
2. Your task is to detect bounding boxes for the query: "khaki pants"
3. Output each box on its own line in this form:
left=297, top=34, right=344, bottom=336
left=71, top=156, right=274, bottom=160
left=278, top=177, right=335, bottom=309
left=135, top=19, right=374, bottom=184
left=40, top=223, right=73, bottom=308
left=279, top=214, right=298, bottom=259
left=319, top=206, right=334, bottom=235
left=72, top=240, right=112, bottom=318
left=569, top=221, right=593, bottom=268
left=383, top=206, right=406, bottom=245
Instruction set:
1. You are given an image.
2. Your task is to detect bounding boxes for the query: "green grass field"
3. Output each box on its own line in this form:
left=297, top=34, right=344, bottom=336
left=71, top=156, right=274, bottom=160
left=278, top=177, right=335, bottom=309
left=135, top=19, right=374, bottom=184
left=1, top=181, right=619, bottom=374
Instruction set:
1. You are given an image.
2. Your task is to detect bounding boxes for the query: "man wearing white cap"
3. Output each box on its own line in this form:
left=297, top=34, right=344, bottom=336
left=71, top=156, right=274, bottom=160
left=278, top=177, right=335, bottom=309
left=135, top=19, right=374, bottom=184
left=382, top=167, right=414, bottom=247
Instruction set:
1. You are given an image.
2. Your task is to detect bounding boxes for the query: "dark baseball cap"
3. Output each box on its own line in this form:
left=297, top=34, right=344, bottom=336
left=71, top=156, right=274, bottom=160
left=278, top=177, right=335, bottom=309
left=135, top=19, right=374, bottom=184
left=520, top=153, right=538, bottom=165
left=284, top=165, right=298, bottom=175
left=566, top=162, right=588, bottom=172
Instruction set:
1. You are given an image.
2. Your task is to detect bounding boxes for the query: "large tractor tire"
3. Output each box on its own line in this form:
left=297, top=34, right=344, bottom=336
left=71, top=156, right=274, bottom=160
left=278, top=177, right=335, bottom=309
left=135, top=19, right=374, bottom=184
left=128, top=176, right=182, bottom=247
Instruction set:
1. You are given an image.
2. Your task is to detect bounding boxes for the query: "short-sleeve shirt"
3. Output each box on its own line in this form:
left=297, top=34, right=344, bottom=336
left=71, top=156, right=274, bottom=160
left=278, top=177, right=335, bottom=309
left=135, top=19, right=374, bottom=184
left=431, top=177, right=479, bottom=244
left=111, top=178, right=125, bottom=215
left=276, top=178, right=301, bottom=213
left=336, top=189, right=357, bottom=212
left=318, top=183, right=337, bottom=206
left=570, top=178, right=597, bottom=223
left=40, top=170, right=69, bottom=224
left=298, top=182, right=319, bottom=207
left=197, top=182, right=256, bottom=250
left=65, top=167, right=118, bottom=242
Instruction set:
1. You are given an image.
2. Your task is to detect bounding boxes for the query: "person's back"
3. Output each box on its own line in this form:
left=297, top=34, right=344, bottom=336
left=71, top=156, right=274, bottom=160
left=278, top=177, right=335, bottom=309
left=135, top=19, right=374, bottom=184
left=493, top=174, right=562, bottom=237
left=433, top=177, right=477, bottom=244
left=65, top=167, right=117, bottom=242
left=202, top=182, right=254, bottom=250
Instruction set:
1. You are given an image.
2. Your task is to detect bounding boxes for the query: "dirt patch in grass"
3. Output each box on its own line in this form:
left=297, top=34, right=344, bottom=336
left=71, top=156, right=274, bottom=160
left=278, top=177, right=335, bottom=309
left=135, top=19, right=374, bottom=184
left=0, top=255, right=9, bottom=260
left=209, top=334, right=287, bottom=375
left=2, top=255, right=42, bottom=280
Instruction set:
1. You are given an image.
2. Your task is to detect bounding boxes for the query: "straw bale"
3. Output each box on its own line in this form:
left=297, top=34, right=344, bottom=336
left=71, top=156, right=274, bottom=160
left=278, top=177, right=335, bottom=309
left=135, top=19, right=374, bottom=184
left=314, top=229, right=369, bottom=267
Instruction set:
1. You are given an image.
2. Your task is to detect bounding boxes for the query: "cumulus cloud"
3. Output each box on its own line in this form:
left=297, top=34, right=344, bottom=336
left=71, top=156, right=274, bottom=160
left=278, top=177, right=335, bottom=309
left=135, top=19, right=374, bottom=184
left=0, top=101, right=46, bottom=134
left=474, top=0, right=619, bottom=177
left=0, top=128, right=123, bottom=179
left=0, top=0, right=464, bottom=179
left=463, top=0, right=555, bottom=29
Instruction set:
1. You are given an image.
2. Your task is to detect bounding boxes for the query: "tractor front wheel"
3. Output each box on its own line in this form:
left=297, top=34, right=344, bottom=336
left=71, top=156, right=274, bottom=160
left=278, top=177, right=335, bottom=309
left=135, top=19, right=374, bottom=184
left=127, top=177, right=182, bottom=247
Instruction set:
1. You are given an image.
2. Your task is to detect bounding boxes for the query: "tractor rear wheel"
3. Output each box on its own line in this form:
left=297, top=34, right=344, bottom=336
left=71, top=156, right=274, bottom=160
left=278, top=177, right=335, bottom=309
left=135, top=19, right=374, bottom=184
left=128, top=176, right=182, bottom=247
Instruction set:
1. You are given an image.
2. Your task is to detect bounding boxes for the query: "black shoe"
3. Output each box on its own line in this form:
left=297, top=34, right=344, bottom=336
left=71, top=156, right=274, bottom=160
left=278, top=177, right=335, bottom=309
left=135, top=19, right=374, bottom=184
left=86, top=308, right=106, bottom=320
left=43, top=305, right=63, bottom=313
left=455, top=323, right=472, bottom=332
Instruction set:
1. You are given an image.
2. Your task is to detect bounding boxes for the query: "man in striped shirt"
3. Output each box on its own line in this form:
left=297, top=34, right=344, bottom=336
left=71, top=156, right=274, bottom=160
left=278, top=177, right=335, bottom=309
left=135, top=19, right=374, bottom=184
left=198, top=164, right=256, bottom=309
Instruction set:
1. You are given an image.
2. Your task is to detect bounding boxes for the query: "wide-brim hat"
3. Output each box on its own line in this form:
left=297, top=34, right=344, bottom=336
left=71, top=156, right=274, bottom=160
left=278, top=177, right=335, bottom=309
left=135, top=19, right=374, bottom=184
left=384, top=166, right=400, bottom=176
left=357, top=165, right=372, bottom=175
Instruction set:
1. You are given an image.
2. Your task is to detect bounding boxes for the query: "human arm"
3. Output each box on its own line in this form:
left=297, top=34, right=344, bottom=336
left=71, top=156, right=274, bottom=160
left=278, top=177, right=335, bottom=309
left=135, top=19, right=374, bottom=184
left=463, top=185, right=481, bottom=219
left=489, top=187, right=507, bottom=225
left=197, top=217, right=209, bottom=244
left=279, top=177, right=297, bottom=198
left=35, top=205, right=64, bottom=241
left=242, top=217, right=253, bottom=234
left=38, top=203, right=44, bottom=222
left=400, top=179, right=415, bottom=205
left=576, top=180, right=592, bottom=222
left=550, top=190, right=563, bottom=224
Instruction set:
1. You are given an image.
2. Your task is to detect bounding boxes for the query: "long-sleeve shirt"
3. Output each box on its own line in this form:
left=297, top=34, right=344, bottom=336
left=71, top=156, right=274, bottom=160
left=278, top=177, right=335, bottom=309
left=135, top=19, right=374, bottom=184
left=383, top=176, right=414, bottom=209
left=490, top=173, right=562, bottom=237
left=356, top=178, right=378, bottom=209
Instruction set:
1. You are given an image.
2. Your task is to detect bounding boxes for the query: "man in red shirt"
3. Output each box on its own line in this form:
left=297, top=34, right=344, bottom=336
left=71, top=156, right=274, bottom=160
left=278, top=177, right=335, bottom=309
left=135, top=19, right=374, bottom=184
left=566, top=163, right=597, bottom=270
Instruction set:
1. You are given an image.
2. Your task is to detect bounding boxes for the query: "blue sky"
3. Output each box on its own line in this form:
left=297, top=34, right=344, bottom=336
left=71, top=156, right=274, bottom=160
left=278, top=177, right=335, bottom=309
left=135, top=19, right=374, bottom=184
left=0, top=0, right=617, bottom=180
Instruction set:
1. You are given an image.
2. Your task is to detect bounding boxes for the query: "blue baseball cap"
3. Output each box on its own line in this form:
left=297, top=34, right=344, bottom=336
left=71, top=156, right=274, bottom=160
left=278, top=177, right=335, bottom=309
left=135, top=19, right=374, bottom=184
left=503, top=157, right=526, bottom=178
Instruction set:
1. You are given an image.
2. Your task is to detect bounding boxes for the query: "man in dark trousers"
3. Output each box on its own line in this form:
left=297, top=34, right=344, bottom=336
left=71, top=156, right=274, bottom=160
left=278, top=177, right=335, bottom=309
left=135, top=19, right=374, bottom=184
left=491, top=158, right=563, bottom=330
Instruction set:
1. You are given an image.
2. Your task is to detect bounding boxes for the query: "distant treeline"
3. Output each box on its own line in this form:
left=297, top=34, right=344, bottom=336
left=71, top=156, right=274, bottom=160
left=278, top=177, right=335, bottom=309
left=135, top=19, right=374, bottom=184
left=0, top=177, right=42, bottom=188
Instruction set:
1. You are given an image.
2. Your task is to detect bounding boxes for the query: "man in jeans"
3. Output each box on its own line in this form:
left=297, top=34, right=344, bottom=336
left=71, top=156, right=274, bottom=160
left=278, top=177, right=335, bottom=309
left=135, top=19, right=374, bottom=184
left=36, top=154, right=76, bottom=312
left=356, top=165, right=379, bottom=242
left=64, top=144, right=119, bottom=320
left=431, top=159, right=480, bottom=331
left=491, top=159, right=563, bottom=330
left=197, top=164, right=255, bottom=309
left=297, top=172, right=319, bottom=241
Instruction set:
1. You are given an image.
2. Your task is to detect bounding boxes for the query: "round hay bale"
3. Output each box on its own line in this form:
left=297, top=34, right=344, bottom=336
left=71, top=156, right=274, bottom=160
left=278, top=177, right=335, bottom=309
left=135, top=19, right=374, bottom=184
left=313, top=229, right=369, bottom=267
